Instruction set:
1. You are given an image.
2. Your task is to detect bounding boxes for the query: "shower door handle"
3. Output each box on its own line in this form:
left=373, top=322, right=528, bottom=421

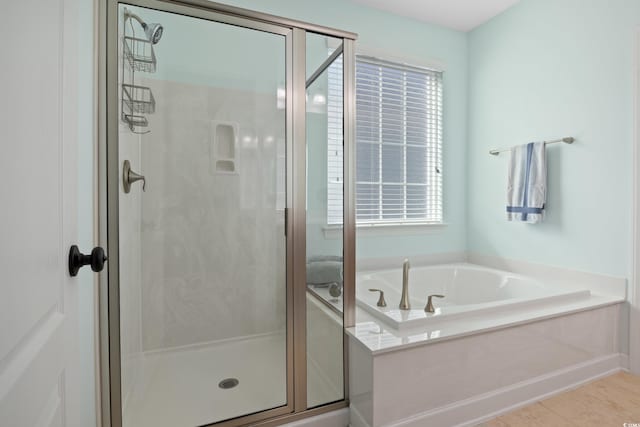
left=68, top=245, right=108, bottom=277
left=123, top=160, right=146, bottom=193
left=284, top=207, right=288, bottom=236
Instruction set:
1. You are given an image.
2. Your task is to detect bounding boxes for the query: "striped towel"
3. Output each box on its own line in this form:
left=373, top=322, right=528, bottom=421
left=506, top=142, right=546, bottom=223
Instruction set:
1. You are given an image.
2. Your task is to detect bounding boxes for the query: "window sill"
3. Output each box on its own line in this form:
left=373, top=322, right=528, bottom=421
left=322, top=222, right=448, bottom=239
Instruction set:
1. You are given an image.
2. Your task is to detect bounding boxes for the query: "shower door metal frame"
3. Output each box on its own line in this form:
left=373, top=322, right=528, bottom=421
left=99, top=1, right=356, bottom=426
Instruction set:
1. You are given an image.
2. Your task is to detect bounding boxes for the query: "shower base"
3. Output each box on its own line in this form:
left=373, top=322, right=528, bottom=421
left=122, top=332, right=336, bottom=427
left=123, top=333, right=286, bottom=427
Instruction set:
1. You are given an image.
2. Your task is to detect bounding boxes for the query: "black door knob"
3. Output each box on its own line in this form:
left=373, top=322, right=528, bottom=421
left=69, top=245, right=108, bottom=277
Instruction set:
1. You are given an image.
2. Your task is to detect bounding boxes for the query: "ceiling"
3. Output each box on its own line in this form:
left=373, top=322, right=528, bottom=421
left=350, top=0, right=521, bottom=32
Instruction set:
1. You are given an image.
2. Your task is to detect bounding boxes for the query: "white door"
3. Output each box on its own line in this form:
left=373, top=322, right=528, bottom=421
left=0, top=0, right=87, bottom=426
left=633, top=29, right=640, bottom=375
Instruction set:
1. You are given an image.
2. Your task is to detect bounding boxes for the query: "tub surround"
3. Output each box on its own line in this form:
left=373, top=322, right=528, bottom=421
left=310, top=254, right=627, bottom=356
left=349, top=305, right=625, bottom=427
left=356, top=251, right=467, bottom=272
left=348, top=293, right=623, bottom=355
left=347, top=257, right=627, bottom=426
left=292, top=257, right=624, bottom=364
left=310, top=255, right=628, bottom=426
left=467, top=253, right=627, bottom=299
left=348, top=256, right=626, bottom=354
left=357, top=252, right=626, bottom=300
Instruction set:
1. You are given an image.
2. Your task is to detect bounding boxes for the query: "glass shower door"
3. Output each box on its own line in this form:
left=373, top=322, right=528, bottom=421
left=114, top=4, right=290, bottom=426
left=305, top=33, right=345, bottom=409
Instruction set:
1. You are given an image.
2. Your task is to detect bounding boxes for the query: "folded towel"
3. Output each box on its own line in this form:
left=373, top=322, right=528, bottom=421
left=507, top=142, right=546, bottom=223
left=306, top=259, right=343, bottom=286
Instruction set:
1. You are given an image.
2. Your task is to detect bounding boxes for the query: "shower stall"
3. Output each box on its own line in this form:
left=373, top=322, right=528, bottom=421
left=100, top=1, right=356, bottom=426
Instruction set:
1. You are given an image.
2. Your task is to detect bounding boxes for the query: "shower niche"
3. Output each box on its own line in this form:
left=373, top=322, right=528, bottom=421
left=104, top=1, right=355, bottom=427
left=210, top=121, right=238, bottom=174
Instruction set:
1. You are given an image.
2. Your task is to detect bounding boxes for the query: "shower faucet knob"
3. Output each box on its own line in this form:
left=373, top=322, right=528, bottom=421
left=123, top=160, right=146, bottom=193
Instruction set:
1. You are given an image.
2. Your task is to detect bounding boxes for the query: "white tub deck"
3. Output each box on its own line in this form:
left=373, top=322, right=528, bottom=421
left=356, top=263, right=591, bottom=330
left=346, top=263, right=625, bottom=355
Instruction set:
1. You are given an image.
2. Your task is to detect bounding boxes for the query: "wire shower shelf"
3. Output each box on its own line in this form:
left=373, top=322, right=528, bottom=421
left=123, top=114, right=149, bottom=129
left=123, top=36, right=157, bottom=73
left=122, top=84, right=156, bottom=114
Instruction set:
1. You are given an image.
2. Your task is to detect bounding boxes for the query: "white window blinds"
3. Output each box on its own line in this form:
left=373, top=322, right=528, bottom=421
left=327, top=53, right=344, bottom=226
left=327, top=55, right=443, bottom=225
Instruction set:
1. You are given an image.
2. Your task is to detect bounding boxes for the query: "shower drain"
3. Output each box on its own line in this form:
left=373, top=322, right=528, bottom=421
left=218, top=378, right=239, bottom=390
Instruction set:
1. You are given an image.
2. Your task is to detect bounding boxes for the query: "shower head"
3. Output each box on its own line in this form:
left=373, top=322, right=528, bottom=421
left=142, top=22, right=163, bottom=45
left=125, top=10, right=163, bottom=45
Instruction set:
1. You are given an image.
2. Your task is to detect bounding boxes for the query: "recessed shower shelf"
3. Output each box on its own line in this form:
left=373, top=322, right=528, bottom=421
left=123, top=36, right=157, bottom=73
left=122, top=83, right=156, bottom=114
left=210, top=122, right=238, bottom=175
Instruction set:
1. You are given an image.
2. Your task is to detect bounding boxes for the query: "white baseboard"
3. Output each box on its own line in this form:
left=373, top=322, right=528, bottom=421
left=621, top=353, right=630, bottom=370
left=359, top=353, right=626, bottom=427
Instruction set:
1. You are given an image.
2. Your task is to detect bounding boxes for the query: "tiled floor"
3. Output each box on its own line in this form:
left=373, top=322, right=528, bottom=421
left=481, top=371, right=640, bottom=426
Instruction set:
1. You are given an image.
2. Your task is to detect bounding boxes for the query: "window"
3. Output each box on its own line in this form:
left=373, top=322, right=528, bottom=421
left=327, top=55, right=443, bottom=225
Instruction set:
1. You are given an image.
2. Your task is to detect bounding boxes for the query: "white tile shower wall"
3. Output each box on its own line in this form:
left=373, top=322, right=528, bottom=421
left=140, top=78, right=286, bottom=350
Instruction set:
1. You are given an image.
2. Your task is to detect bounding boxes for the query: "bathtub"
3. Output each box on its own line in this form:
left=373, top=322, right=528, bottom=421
left=356, top=263, right=591, bottom=330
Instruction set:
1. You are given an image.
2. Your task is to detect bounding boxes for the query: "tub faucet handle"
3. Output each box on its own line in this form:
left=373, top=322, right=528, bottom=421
left=329, top=282, right=342, bottom=298
left=368, top=289, right=387, bottom=307
left=425, top=294, right=444, bottom=313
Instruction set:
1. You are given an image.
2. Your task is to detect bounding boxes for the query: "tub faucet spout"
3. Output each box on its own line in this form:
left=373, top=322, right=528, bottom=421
left=400, top=259, right=411, bottom=310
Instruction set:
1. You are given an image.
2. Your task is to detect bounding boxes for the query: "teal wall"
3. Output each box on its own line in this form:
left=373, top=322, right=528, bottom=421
left=220, top=0, right=469, bottom=259
left=125, top=4, right=286, bottom=93
left=467, top=0, right=640, bottom=277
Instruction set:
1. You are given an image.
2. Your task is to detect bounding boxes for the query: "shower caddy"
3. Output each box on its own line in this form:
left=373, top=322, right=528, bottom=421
left=122, top=16, right=157, bottom=132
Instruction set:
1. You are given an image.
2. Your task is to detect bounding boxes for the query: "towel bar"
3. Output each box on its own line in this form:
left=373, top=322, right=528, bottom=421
left=489, top=137, right=574, bottom=156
